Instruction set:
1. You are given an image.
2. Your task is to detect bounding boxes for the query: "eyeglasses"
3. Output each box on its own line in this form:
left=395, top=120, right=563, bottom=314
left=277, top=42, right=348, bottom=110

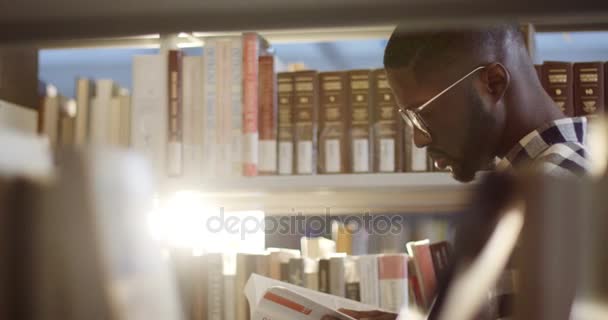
left=398, top=66, right=486, bottom=139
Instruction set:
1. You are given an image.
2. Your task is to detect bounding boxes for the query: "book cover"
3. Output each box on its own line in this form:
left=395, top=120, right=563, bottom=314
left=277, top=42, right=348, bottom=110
left=229, top=37, right=244, bottom=177
left=407, top=258, right=423, bottom=309
left=293, top=70, right=319, bottom=175
left=318, top=258, right=331, bottom=294
left=258, top=55, right=278, bottom=175
left=344, top=256, right=360, bottom=301
left=74, top=78, right=94, bottom=146
left=406, top=240, right=437, bottom=310
left=573, top=62, right=605, bottom=116
left=358, top=255, right=380, bottom=307
left=182, top=55, right=204, bottom=179
left=131, top=55, right=168, bottom=181
left=167, top=49, right=184, bottom=177
left=371, top=69, right=403, bottom=172
left=243, top=32, right=261, bottom=176
left=541, top=61, right=574, bottom=116
left=429, top=241, right=452, bottom=287
left=378, top=254, right=409, bottom=313
left=348, top=70, right=373, bottom=173
left=208, top=253, right=224, bottom=320
left=318, top=71, right=349, bottom=174
left=288, top=257, right=305, bottom=287
left=277, top=72, right=295, bottom=175
left=329, top=256, right=346, bottom=297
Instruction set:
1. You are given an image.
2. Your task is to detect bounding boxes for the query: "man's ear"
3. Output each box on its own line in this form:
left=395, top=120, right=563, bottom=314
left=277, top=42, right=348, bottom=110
left=480, top=63, right=510, bottom=103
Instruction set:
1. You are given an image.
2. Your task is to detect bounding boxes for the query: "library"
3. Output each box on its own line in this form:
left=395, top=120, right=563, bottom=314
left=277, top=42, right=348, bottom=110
left=1, top=1, right=608, bottom=319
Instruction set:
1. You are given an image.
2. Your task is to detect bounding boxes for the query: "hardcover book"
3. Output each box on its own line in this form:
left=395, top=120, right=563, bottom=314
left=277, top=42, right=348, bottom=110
left=371, top=69, right=403, bottom=172
left=348, top=70, right=373, bottom=173
left=541, top=61, right=574, bottom=116
left=318, top=71, right=350, bottom=174
left=277, top=72, right=295, bottom=175
left=293, top=71, right=319, bottom=175
left=258, top=55, right=278, bottom=175
left=573, top=62, right=605, bottom=116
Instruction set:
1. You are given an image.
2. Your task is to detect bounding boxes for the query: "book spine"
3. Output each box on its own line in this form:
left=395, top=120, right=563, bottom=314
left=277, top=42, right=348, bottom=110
left=230, top=37, right=244, bottom=177
left=413, top=243, right=438, bottom=310
left=329, top=257, right=345, bottom=297
left=405, top=124, right=428, bottom=172
left=223, top=275, right=236, bottom=320
left=236, top=254, right=255, bottom=320
left=167, top=50, right=183, bottom=177
left=90, top=79, right=115, bottom=145
left=293, top=71, right=319, bottom=175
left=430, top=242, right=452, bottom=286
left=574, top=62, right=605, bottom=116
left=74, top=78, right=92, bottom=146
left=378, top=255, right=409, bottom=313
left=358, top=255, right=380, bottom=306
left=203, top=39, right=219, bottom=177
left=208, top=253, right=224, bottom=320
left=318, top=259, right=330, bottom=293
left=277, top=72, right=295, bottom=175
left=59, top=98, right=76, bottom=147
left=541, top=61, right=574, bottom=116
left=318, top=72, right=349, bottom=174
left=348, top=70, right=373, bottom=173
left=288, top=258, right=304, bottom=287
left=193, top=255, right=209, bottom=320
left=345, top=257, right=361, bottom=301
left=258, top=55, right=278, bottom=175
left=182, top=56, right=202, bottom=178
left=372, top=69, right=403, bottom=172
left=243, top=33, right=260, bottom=176
left=280, top=262, right=290, bottom=282
left=219, top=39, right=234, bottom=176
left=108, top=96, right=122, bottom=146
left=131, top=55, right=167, bottom=183
left=118, top=90, right=131, bottom=147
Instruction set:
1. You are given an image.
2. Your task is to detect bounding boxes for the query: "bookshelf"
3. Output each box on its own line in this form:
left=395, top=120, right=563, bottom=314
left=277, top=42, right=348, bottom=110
left=163, top=173, right=472, bottom=215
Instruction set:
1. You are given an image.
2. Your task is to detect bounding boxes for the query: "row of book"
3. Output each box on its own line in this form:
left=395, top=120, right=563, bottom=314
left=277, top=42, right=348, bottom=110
left=38, top=80, right=132, bottom=149
left=535, top=61, right=607, bottom=117
left=170, top=237, right=452, bottom=320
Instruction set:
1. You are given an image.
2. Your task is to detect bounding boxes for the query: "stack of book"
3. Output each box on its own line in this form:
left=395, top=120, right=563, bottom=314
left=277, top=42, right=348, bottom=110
left=534, top=61, right=607, bottom=117
left=169, top=237, right=452, bottom=320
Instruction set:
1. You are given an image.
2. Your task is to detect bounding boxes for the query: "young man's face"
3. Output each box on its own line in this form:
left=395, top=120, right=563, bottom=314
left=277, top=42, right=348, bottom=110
left=387, top=68, right=498, bottom=182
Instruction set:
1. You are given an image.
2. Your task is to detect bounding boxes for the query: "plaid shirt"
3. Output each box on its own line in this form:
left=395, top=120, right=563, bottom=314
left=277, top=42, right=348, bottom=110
left=496, top=117, right=590, bottom=176
left=486, top=117, right=590, bottom=319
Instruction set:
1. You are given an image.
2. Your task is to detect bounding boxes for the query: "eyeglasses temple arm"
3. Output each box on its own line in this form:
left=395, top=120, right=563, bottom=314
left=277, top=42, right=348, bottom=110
left=416, top=66, right=486, bottom=112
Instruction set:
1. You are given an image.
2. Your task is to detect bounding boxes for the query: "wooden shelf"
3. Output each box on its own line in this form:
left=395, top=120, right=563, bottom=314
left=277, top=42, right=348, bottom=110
left=162, top=173, right=473, bottom=215
left=3, top=0, right=608, bottom=44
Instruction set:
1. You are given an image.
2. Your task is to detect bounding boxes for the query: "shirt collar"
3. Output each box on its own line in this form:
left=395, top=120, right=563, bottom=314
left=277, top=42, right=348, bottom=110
left=497, top=117, right=588, bottom=170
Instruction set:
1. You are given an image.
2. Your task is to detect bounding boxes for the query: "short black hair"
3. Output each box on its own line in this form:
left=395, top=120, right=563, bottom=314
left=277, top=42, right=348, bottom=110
left=383, top=24, right=523, bottom=75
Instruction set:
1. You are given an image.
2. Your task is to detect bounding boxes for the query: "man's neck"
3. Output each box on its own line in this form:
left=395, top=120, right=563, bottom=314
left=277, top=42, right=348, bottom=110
left=495, top=80, right=564, bottom=158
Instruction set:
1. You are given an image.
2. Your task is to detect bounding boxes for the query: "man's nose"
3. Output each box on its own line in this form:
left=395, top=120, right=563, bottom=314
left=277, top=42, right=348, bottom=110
left=413, top=127, right=432, bottom=148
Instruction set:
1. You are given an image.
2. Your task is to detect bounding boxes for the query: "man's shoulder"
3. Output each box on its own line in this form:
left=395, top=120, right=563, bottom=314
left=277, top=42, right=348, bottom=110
left=535, top=141, right=590, bottom=177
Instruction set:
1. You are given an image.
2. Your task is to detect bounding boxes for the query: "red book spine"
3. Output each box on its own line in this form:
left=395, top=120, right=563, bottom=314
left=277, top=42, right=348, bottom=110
left=258, top=55, right=278, bottom=175
left=167, top=50, right=183, bottom=177
left=243, top=33, right=260, bottom=176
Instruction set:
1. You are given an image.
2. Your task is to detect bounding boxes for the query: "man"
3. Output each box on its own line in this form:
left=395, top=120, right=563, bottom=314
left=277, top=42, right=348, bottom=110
left=323, top=24, right=590, bottom=320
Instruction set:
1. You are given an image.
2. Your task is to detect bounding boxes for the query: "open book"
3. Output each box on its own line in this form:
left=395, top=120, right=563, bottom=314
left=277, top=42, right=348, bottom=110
left=245, top=274, right=425, bottom=320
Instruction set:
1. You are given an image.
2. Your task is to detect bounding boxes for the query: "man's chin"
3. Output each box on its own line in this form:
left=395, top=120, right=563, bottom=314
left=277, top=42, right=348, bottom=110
left=449, top=166, right=477, bottom=183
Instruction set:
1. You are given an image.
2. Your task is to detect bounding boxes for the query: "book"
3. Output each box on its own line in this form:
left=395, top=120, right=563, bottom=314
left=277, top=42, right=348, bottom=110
left=243, top=32, right=261, bottom=176
left=277, top=72, right=295, bottom=175
left=59, top=98, right=76, bottom=147
left=293, top=71, right=319, bottom=175
left=108, top=93, right=122, bottom=146
left=371, top=69, right=403, bottom=172
left=74, top=78, right=94, bottom=146
left=131, top=54, right=168, bottom=181
left=429, top=241, right=452, bottom=287
left=573, top=62, right=605, bottom=116
left=229, top=37, right=244, bottom=177
left=404, top=124, right=428, bottom=172
left=192, top=254, right=209, bottom=320
left=118, top=89, right=131, bottom=147
left=329, top=256, right=346, bottom=297
left=406, top=240, right=437, bottom=310
left=541, top=61, right=574, bottom=116
left=378, top=254, right=409, bottom=313
left=244, top=275, right=403, bottom=320
left=358, top=255, right=380, bottom=306
left=348, top=70, right=373, bottom=173
left=258, top=55, right=278, bottom=175
left=301, top=236, right=336, bottom=260
left=202, top=38, right=220, bottom=177
left=303, top=257, right=319, bottom=291
left=268, top=248, right=300, bottom=280
left=236, top=253, right=257, bottom=320
left=288, top=257, right=305, bottom=287
left=332, top=221, right=353, bottom=255
left=318, top=258, right=330, bottom=294
left=256, top=253, right=271, bottom=278
left=90, top=79, right=117, bottom=145
left=344, top=256, right=360, bottom=301
left=182, top=55, right=204, bottom=179
left=408, top=258, right=423, bottom=308
left=318, top=71, right=349, bottom=174
left=207, top=253, right=224, bottom=320
left=40, top=84, right=60, bottom=148
left=167, top=49, right=183, bottom=177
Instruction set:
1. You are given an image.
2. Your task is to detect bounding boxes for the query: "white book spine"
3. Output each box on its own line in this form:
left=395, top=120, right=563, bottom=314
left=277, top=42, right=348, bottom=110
left=378, top=255, right=409, bottom=313
left=108, top=96, right=121, bottom=146
left=378, top=138, right=395, bottom=172
left=230, top=37, right=244, bottom=176
left=131, top=55, right=168, bottom=181
left=329, top=257, right=345, bottom=297
left=411, top=146, right=428, bottom=172
left=358, top=255, right=380, bottom=307
left=182, top=56, right=204, bottom=180
left=217, top=39, right=232, bottom=176
left=90, top=79, right=115, bottom=145
left=208, top=253, right=224, bottom=320
left=223, top=274, right=236, bottom=320
left=203, top=39, right=219, bottom=177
